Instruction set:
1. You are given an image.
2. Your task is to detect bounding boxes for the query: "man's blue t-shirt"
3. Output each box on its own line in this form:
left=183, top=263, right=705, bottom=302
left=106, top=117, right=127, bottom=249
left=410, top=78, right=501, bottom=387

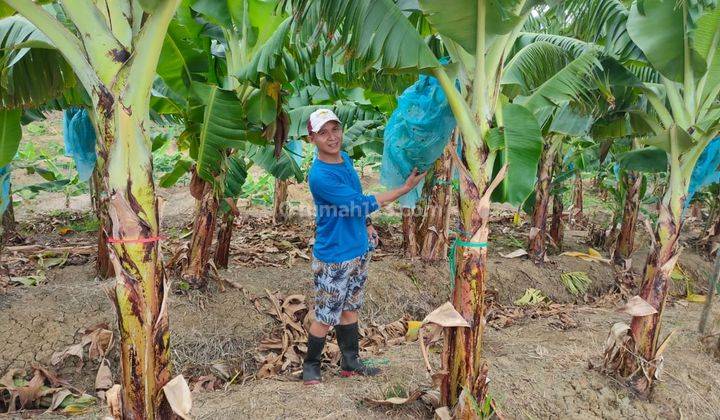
left=308, top=152, right=379, bottom=263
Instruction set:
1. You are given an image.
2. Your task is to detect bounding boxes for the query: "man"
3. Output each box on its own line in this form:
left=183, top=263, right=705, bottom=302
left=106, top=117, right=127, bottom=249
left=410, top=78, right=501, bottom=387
left=303, top=108, right=425, bottom=385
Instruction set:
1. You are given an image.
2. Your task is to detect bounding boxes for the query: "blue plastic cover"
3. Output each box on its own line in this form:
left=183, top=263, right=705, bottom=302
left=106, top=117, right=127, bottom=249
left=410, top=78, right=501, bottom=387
left=687, top=136, right=720, bottom=205
left=286, top=139, right=304, bottom=166
left=0, top=165, right=10, bottom=216
left=380, top=73, right=457, bottom=208
left=63, top=107, right=97, bottom=181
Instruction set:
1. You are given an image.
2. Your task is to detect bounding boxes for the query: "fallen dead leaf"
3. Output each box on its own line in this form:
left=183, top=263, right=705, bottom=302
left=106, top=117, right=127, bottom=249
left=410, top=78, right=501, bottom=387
left=253, top=291, right=407, bottom=379
left=163, top=375, right=192, bottom=420
left=17, top=369, right=46, bottom=409
left=52, top=325, right=114, bottom=371
left=436, top=406, right=452, bottom=420
left=106, top=384, right=122, bottom=419
left=364, top=389, right=425, bottom=406
left=617, top=296, right=658, bottom=317
left=51, top=343, right=84, bottom=369
left=192, top=374, right=222, bottom=393
left=31, top=363, right=81, bottom=393
left=423, top=302, right=470, bottom=328
left=560, top=248, right=611, bottom=263
left=500, top=249, right=528, bottom=259
left=95, top=361, right=113, bottom=391
left=60, top=393, right=96, bottom=414
left=210, top=363, right=231, bottom=381
left=0, top=365, right=92, bottom=413
left=47, top=389, right=72, bottom=412
left=84, top=328, right=114, bottom=359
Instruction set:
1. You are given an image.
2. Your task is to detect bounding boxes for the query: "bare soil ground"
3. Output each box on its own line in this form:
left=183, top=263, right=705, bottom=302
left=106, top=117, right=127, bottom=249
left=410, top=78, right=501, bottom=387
left=1, top=126, right=720, bottom=419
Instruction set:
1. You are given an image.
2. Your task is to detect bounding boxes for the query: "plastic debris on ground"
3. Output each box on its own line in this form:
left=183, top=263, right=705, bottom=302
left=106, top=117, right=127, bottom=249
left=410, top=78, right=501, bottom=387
left=62, top=107, right=97, bottom=181
left=380, top=73, right=457, bottom=208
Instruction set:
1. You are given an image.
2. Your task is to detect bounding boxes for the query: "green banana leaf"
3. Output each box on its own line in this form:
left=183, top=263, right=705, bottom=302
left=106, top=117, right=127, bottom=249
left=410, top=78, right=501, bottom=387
left=491, top=103, right=543, bottom=206
left=0, top=109, right=21, bottom=167
left=189, top=82, right=259, bottom=184
left=246, top=143, right=303, bottom=182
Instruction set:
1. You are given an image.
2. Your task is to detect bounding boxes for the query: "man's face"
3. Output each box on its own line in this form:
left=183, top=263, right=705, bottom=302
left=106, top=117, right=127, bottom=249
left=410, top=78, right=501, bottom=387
left=310, top=120, right=343, bottom=155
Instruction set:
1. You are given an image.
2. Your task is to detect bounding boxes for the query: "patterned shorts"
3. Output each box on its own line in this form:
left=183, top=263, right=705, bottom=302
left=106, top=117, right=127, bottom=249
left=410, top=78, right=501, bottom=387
left=311, top=252, right=370, bottom=326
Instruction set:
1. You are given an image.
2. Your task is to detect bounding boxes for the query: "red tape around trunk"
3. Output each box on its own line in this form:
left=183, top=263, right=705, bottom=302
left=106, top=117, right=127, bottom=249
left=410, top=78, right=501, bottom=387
left=107, top=236, right=164, bottom=244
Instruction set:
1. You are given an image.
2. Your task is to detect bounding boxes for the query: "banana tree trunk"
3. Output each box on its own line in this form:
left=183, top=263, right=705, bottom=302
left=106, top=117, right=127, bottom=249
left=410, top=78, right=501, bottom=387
left=98, top=102, right=172, bottom=419
left=182, top=180, right=218, bottom=289
left=214, top=212, right=235, bottom=269
left=698, top=250, right=720, bottom=334
left=272, top=178, right=289, bottom=224
left=441, top=171, right=498, bottom=408
left=549, top=155, right=564, bottom=250
left=91, top=169, right=114, bottom=279
left=572, top=172, right=584, bottom=219
left=705, top=214, right=720, bottom=255
left=613, top=172, right=642, bottom=265
left=432, top=50, right=511, bottom=411
left=549, top=196, right=564, bottom=249
left=528, top=141, right=558, bottom=263
left=401, top=208, right=419, bottom=258
left=1, top=185, right=15, bottom=241
left=6, top=1, right=180, bottom=417
left=0, top=183, right=15, bottom=274
left=417, top=139, right=454, bottom=262
left=604, top=163, right=684, bottom=396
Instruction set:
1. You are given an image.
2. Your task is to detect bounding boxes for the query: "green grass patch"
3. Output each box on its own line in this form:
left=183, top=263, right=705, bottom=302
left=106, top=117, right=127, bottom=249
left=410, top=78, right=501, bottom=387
left=68, top=215, right=100, bottom=233
left=374, top=213, right=401, bottom=227
left=25, top=122, right=48, bottom=136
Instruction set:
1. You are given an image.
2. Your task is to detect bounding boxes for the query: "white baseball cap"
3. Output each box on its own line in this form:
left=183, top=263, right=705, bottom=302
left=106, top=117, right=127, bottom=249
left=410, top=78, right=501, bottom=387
left=307, top=108, right=341, bottom=133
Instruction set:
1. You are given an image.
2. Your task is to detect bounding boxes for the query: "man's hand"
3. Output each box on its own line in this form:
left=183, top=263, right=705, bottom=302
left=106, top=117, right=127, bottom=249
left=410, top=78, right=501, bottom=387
left=403, top=168, right=426, bottom=193
left=374, top=168, right=428, bottom=206
left=367, top=224, right=379, bottom=250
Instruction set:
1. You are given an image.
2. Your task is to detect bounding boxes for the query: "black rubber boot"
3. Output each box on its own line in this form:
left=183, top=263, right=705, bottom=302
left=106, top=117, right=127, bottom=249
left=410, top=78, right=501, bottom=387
left=302, top=334, right=325, bottom=385
left=335, top=322, right=380, bottom=377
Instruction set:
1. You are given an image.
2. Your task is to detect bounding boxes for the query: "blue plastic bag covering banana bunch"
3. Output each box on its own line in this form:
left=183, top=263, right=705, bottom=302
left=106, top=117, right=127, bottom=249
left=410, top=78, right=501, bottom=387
left=286, top=139, right=304, bottom=166
left=62, top=107, right=97, bottom=182
left=687, top=136, right=720, bottom=205
left=0, top=165, right=10, bottom=215
left=380, top=73, right=456, bottom=209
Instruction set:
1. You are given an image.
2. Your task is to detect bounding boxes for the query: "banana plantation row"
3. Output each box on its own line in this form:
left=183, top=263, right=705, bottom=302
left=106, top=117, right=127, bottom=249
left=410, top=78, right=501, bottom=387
left=0, top=0, right=719, bottom=418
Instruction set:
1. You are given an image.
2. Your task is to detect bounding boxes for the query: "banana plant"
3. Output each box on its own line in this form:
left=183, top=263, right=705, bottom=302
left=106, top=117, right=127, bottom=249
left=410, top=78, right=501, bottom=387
left=519, top=0, right=666, bottom=268
left=548, top=146, right=568, bottom=248
left=415, top=136, right=456, bottom=261
left=598, top=0, right=720, bottom=396
left=1, top=1, right=181, bottom=417
left=501, top=36, right=603, bottom=262
left=0, top=13, right=84, bottom=254
left=610, top=139, right=659, bottom=265
left=152, top=0, right=294, bottom=283
left=0, top=13, right=118, bottom=280
left=233, top=12, right=313, bottom=225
